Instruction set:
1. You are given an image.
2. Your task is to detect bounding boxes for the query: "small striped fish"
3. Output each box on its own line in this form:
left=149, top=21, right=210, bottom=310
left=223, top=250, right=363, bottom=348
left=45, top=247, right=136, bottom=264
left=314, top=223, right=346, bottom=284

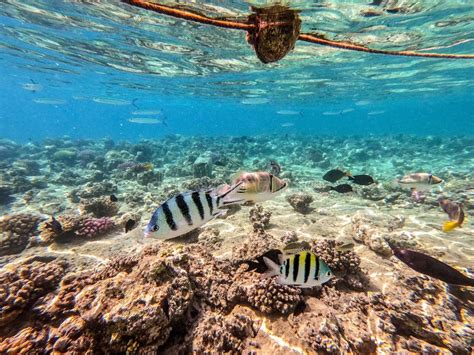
left=263, top=250, right=334, bottom=288
left=144, top=182, right=243, bottom=240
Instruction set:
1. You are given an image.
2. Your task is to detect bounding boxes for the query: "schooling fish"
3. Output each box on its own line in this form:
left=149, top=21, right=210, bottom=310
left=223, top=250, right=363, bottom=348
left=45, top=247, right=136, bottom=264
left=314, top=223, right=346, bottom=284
left=145, top=182, right=244, bottom=240
left=388, top=242, right=474, bottom=287
left=348, top=174, right=375, bottom=186
left=220, top=171, right=288, bottom=204
left=396, top=173, right=443, bottom=191
left=438, top=198, right=465, bottom=232
left=323, top=169, right=350, bottom=183
left=262, top=250, right=334, bottom=288
left=329, top=184, right=353, bottom=193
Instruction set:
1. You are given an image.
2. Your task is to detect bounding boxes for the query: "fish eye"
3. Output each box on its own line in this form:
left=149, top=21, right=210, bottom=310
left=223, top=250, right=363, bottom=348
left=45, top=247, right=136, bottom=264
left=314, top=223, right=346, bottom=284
left=152, top=225, right=159, bottom=232
left=327, top=271, right=331, bottom=276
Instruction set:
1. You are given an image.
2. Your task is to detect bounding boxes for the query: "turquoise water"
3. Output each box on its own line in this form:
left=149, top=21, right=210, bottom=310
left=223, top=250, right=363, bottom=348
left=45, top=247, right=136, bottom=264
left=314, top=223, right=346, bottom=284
left=1, top=1, right=473, bottom=140
left=1, top=1, right=474, bottom=354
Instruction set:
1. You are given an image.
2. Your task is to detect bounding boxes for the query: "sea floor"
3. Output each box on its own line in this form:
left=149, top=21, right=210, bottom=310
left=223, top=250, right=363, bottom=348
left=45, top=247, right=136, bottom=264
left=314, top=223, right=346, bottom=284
left=0, top=134, right=473, bottom=353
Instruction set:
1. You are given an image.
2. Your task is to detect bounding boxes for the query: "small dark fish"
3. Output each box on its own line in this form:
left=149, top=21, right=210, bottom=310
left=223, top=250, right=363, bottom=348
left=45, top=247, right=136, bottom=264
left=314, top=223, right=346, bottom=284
left=124, top=219, right=136, bottom=233
left=49, top=216, right=63, bottom=234
left=323, top=169, right=349, bottom=183
left=242, top=249, right=282, bottom=274
left=110, top=194, right=118, bottom=202
left=329, top=184, right=353, bottom=193
left=348, top=174, right=375, bottom=186
left=388, top=242, right=474, bottom=287
left=268, top=160, right=281, bottom=176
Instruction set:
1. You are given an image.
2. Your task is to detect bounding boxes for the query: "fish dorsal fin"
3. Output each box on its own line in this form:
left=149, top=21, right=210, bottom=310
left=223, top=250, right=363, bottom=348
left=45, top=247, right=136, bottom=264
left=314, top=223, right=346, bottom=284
left=284, top=248, right=312, bottom=257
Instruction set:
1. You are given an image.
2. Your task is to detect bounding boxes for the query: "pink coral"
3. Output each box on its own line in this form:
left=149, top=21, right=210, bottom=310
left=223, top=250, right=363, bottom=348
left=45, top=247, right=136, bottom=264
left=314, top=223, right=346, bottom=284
left=75, top=217, right=114, bottom=238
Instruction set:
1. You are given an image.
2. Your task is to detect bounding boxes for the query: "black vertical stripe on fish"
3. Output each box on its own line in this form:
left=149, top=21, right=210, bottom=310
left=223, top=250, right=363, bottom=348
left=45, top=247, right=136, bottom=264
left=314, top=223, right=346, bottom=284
left=269, top=174, right=273, bottom=192
left=175, top=194, right=193, bottom=225
left=314, top=256, right=320, bottom=280
left=162, top=202, right=177, bottom=231
left=205, top=192, right=213, bottom=216
left=293, top=254, right=300, bottom=282
left=191, top=192, right=205, bottom=220
left=285, top=258, right=290, bottom=278
left=304, top=252, right=311, bottom=283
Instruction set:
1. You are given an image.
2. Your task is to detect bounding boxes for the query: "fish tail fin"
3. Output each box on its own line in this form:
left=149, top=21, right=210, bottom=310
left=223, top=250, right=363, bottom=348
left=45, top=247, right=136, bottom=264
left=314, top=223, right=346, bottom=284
left=443, top=220, right=459, bottom=232
left=347, top=175, right=355, bottom=181
left=217, top=181, right=245, bottom=206
left=261, top=256, right=280, bottom=279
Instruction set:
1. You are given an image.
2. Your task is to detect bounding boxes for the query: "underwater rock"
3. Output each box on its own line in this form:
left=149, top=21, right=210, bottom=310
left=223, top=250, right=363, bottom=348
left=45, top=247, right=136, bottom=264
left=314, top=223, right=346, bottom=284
left=197, top=227, right=223, bottom=251
left=249, top=205, right=272, bottom=233
left=79, top=196, right=118, bottom=218
left=187, top=310, right=258, bottom=353
left=52, top=149, right=77, bottom=163
left=286, top=192, right=314, bottom=214
left=193, top=155, right=213, bottom=178
left=118, top=212, right=141, bottom=233
left=351, top=214, right=392, bottom=256
left=358, top=184, right=388, bottom=201
left=137, top=169, right=163, bottom=186
left=181, top=176, right=224, bottom=191
left=73, top=181, right=118, bottom=199
left=0, top=213, right=43, bottom=256
left=12, top=159, right=41, bottom=176
left=0, top=259, right=66, bottom=327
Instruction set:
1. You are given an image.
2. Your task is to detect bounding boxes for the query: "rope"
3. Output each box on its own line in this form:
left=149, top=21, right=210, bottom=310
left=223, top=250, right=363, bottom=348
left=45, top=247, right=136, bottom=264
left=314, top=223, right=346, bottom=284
left=299, top=34, right=474, bottom=59
left=123, top=0, right=254, bottom=30
left=123, top=0, right=474, bottom=60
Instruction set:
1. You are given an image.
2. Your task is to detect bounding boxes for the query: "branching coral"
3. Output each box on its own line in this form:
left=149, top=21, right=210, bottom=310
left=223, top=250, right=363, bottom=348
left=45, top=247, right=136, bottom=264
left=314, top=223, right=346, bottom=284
left=249, top=205, right=271, bottom=233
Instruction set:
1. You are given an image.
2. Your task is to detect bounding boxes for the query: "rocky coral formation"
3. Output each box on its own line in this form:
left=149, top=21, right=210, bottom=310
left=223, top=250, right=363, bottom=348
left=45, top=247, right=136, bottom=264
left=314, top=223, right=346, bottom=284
left=245, top=277, right=304, bottom=314
left=79, top=196, right=118, bottom=217
left=187, top=311, right=258, bottom=353
left=0, top=213, right=43, bottom=256
left=38, top=215, right=114, bottom=243
left=286, top=192, right=314, bottom=214
left=249, top=205, right=272, bottom=233
left=351, top=214, right=392, bottom=256
left=0, top=258, right=66, bottom=327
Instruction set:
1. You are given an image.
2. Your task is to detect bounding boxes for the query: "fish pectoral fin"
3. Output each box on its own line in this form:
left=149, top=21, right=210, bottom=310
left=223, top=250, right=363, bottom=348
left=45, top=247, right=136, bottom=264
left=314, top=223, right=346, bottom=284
left=261, top=256, right=280, bottom=279
left=442, top=220, right=459, bottom=232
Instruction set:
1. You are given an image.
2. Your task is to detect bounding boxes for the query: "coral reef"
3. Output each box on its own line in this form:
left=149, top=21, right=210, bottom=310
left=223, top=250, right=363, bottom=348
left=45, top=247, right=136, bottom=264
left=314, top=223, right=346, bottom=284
left=245, top=277, right=304, bottom=314
left=351, top=214, right=392, bottom=256
left=0, top=213, right=43, bottom=256
left=249, top=205, right=272, bottom=233
left=38, top=215, right=115, bottom=243
left=286, top=192, right=314, bottom=214
left=79, top=196, right=118, bottom=217
left=0, top=258, right=66, bottom=327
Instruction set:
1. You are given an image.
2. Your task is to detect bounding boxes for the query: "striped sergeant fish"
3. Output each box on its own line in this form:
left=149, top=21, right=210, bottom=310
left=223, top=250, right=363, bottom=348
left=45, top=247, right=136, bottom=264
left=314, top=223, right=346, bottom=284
left=262, top=250, right=334, bottom=288
left=144, top=182, right=243, bottom=240
left=219, top=171, right=288, bottom=204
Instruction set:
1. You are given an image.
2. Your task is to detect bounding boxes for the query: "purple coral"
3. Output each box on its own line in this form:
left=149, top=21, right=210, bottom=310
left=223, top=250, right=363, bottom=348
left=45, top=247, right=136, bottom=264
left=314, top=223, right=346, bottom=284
left=75, top=217, right=114, bottom=238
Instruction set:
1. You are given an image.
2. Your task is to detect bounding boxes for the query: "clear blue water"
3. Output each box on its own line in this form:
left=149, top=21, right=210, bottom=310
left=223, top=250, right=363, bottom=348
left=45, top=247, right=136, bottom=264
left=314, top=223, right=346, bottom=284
left=1, top=1, right=473, bottom=141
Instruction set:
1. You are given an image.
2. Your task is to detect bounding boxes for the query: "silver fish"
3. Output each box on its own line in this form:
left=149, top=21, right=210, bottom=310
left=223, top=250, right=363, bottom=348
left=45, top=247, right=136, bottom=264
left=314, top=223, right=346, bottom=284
left=397, top=173, right=443, bottom=191
left=145, top=182, right=244, bottom=240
